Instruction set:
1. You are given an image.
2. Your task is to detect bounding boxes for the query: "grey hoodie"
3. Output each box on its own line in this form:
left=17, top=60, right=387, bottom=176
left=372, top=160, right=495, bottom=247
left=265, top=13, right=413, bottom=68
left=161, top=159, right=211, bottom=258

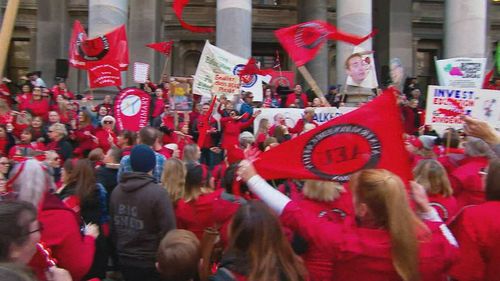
left=110, top=172, right=176, bottom=267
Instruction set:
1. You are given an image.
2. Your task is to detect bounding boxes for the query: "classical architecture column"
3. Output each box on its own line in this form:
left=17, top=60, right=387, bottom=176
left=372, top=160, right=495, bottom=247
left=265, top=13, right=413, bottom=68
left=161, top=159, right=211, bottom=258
left=216, top=0, right=251, bottom=58
left=336, top=0, right=372, bottom=86
left=35, top=0, right=69, bottom=84
left=297, top=0, right=328, bottom=94
left=88, top=0, right=128, bottom=89
left=444, top=0, right=487, bottom=58
left=128, top=0, right=161, bottom=84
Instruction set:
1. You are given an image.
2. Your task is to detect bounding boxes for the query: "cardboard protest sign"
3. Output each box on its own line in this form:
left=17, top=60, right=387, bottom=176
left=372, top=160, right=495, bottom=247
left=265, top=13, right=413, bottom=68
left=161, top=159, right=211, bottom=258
left=193, top=41, right=264, bottom=101
left=435, top=57, right=486, bottom=89
left=170, top=81, right=192, bottom=111
left=133, top=62, right=150, bottom=84
left=212, top=74, right=240, bottom=98
left=425, top=85, right=500, bottom=134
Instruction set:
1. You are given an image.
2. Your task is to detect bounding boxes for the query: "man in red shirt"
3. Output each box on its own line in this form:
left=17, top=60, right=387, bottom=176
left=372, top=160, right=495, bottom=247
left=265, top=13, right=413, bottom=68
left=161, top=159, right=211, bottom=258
left=285, top=84, right=309, bottom=108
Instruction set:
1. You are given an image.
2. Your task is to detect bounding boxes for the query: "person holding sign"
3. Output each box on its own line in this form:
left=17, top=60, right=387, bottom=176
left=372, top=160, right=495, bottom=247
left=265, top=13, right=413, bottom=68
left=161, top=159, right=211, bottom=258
left=220, top=110, right=261, bottom=151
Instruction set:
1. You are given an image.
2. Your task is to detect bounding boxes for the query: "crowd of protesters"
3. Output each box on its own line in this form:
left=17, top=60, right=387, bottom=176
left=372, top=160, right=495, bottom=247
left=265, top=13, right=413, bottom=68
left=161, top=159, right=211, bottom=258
left=0, top=70, right=498, bottom=281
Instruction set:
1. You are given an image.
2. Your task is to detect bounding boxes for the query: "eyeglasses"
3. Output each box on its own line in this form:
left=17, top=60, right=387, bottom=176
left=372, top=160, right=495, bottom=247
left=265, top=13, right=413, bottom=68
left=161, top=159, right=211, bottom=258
left=0, top=162, right=10, bottom=165
left=47, top=130, right=53, bottom=133
left=103, top=121, right=114, bottom=124
left=25, top=221, right=43, bottom=236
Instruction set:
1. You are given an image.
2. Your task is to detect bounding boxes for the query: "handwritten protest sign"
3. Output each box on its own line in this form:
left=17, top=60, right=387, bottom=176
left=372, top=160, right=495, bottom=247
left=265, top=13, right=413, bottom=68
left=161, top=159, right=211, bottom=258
left=212, top=74, right=240, bottom=98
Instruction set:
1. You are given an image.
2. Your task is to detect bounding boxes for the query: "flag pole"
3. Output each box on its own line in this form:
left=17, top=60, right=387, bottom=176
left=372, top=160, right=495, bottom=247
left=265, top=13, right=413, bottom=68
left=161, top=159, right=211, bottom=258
left=160, top=54, right=170, bottom=84
left=297, top=65, right=331, bottom=106
left=0, top=0, right=21, bottom=79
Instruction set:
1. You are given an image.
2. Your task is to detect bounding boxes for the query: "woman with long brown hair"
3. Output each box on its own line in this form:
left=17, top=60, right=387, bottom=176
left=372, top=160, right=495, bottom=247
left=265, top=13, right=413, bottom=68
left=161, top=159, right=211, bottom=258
left=414, top=159, right=457, bottom=223
left=211, top=201, right=307, bottom=281
left=238, top=161, right=457, bottom=281
left=161, top=157, right=187, bottom=205
left=57, top=158, right=109, bottom=280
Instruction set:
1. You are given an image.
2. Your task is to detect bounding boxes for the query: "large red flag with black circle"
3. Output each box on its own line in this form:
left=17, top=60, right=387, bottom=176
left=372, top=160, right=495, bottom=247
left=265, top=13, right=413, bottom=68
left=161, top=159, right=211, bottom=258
left=69, top=20, right=129, bottom=70
left=275, top=20, right=375, bottom=66
left=253, top=88, right=412, bottom=183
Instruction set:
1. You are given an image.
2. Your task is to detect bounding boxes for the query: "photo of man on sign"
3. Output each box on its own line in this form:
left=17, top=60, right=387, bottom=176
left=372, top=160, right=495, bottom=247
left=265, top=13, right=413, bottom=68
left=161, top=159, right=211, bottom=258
left=345, top=47, right=378, bottom=89
left=345, top=53, right=368, bottom=86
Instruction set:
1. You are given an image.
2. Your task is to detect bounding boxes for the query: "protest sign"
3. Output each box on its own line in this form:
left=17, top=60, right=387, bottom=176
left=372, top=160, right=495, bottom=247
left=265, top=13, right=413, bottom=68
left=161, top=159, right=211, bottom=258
left=170, top=81, right=192, bottom=111
left=253, top=107, right=356, bottom=135
left=425, top=85, right=500, bottom=134
left=435, top=57, right=486, bottom=89
left=345, top=46, right=378, bottom=89
left=114, top=88, right=151, bottom=131
left=193, top=41, right=264, bottom=101
left=88, top=63, right=121, bottom=88
left=212, top=73, right=240, bottom=97
left=133, top=62, right=150, bottom=84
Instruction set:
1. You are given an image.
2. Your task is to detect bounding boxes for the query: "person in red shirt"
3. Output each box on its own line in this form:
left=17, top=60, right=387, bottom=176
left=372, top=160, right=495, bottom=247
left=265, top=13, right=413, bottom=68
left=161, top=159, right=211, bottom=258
left=402, top=99, right=422, bottom=136
left=220, top=110, right=260, bottom=150
left=151, top=88, right=166, bottom=120
left=449, top=158, right=500, bottom=281
left=8, top=127, right=46, bottom=159
left=22, top=87, right=50, bottom=121
left=117, top=130, right=136, bottom=157
left=95, top=115, right=118, bottom=153
left=71, top=110, right=97, bottom=157
left=9, top=159, right=98, bottom=281
left=238, top=162, right=458, bottom=281
left=285, top=84, right=309, bottom=108
left=15, top=84, right=33, bottom=111
left=50, top=80, right=75, bottom=101
left=288, top=107, right=319, bottom=135
left=413, top=159, right=458, bottom=223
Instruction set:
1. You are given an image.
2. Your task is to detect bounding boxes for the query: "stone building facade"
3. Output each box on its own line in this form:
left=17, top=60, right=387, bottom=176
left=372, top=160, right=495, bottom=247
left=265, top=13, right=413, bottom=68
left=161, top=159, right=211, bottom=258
left=1, top=0, right=499, bottom=95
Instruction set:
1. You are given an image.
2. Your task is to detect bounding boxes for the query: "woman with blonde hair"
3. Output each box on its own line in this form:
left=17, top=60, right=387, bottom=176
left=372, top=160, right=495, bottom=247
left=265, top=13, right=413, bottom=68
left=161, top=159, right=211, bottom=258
left=238, top=161, right=457, bottom=281
left=255, top=118, right=270, bottom=150
left=414, top=159, right=457, bottom=223
left=161, top=158, right=187, bottom=205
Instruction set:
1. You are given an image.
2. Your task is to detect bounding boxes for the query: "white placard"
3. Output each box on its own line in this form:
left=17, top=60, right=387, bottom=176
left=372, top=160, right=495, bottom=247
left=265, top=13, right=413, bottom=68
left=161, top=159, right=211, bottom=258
left=133, top=62, right=150, bottom=84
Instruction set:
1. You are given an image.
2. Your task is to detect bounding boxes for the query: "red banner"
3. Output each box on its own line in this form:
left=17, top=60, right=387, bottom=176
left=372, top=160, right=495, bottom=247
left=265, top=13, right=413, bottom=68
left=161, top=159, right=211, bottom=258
left=146, top=41, right=174, bottom=55
left=173, top=0, right=214, bottom=33
left=253, top=89, right=412, bottom=183
left=268, top=70, right=295, bottom=89
left=114, top=88, right=151, bottom=131
left=69, top=20, right=129, bottom=70
left=275, top=20, right=375, bottom=66
left=88, top=64, right=122, bottom=88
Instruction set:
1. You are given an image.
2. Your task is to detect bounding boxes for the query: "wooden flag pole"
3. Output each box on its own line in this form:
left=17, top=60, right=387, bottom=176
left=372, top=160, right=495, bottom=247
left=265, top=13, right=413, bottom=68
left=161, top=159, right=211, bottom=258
left=297, top=65, right=331, bottom=107
left=160, top=55, right=170, bottom=84
left=0, top=0, right=21, bottom=79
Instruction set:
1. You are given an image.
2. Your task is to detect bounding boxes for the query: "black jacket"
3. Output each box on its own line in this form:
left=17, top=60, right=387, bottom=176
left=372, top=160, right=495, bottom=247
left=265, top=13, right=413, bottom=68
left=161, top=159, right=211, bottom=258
left=110, top=172, right=176, bottom=267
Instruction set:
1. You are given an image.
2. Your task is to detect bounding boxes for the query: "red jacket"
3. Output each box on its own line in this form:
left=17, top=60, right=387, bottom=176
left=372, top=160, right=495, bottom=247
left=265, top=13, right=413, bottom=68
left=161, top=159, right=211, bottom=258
left=427, top=193, right=458, bottom=224
left=281, top=201, right=456, bottom=281
left=288, top=118, right=319, bottom=134
left=449, top=156, right=489, bottom=209
left=29, top=193, right=95, bottom=281
left=72, top=124, right=97, bottom=156
left=23, top=98, right=50, bottom=121
left=450, top=201, right=500, bottom=281
left=294, top=192, right=354, bottom=281
left=95, top=128, right=117, bottom=153
left=220, top=116, right=254, bottom=150
left=285, top=93, right=308, bottom=108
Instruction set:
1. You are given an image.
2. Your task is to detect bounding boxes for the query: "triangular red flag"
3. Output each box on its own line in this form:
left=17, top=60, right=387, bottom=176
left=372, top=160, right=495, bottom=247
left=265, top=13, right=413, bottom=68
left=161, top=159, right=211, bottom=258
left=482, top=67, right=494, bottom=89
left=173, top=0, right=214, bottom=33
left=238, top=58, right=274, bottom=76
left=275, top=20, right=375, bottom=66
left=146, top=41, right=174, bottom=55
left=253, top=88, right=413, bottom=183
left=69, top=20, right=129, bottom=70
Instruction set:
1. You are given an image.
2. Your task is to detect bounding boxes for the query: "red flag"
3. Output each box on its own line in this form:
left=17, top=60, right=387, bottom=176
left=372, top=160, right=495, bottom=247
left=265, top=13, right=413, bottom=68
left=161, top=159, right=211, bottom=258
left=268, top=70, right=295, bottom=88
left=69, top=20, right=129, bottom=70
left=146, top=41, right=174, bottom=55
left=88, top=63, right=122, bottom=88
left=238, top=58, right=274, bottom=76
left=173, top=0, right=214, bottom=33
left=114, top=88, right=152, bottom=132
left=275, top=20, right=376, bottom=66
left=253, top=88, right=412, bottom=183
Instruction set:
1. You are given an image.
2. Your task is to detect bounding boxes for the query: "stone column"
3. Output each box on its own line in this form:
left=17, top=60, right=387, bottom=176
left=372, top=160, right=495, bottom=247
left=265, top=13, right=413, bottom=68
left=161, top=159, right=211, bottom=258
left=336, top=0, right=372, bottom=85
left=444, top=0, right=487, bottom=58
left=35, top=0, right=69, bottom=84
left=297, top=0, right=328, bottom=94
left=388, top=0, right=413, bottom=77
left=128, top=0, right=161, bottom=85
left=216, top=0, right=251, bottom=58
left=88, top=0, right=128, bottom=91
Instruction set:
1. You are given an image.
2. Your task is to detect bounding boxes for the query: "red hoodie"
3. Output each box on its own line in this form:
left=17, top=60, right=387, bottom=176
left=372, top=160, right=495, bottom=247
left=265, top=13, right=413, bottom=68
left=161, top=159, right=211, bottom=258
left=29, top=193, right=95, bottom=281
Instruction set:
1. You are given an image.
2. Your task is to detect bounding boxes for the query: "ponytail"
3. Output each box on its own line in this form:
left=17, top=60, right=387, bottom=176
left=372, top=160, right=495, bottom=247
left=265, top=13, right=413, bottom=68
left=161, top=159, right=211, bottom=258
left=352, top=169, right=420, bottom=281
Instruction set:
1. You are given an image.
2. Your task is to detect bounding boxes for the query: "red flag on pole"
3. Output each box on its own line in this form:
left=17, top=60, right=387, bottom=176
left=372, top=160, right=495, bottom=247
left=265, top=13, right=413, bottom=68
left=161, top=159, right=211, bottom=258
left=253, top=88, right=412, bottom=183
left=275, top=20, right=376, bottom=66
left=238, top=58, right=274, bottom=76
left=173, top=0, right=214, bottom=33
left=273, top=50, right=281, bottom=70
left=146, top=41, right=174, bottom=56
left=69, top=20, right=129, bottom=70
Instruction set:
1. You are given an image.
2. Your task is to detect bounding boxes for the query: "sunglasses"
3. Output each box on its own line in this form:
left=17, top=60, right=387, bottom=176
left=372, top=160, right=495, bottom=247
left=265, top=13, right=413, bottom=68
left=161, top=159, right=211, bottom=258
left=103, top=120, right=114, bottom=124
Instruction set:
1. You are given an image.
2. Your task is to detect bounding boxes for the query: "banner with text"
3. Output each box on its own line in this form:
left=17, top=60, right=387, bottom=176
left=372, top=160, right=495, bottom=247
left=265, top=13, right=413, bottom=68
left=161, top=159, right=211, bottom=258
left=193, top=41, right=265, bottom=101
left=425, top=85, right=500, bottom=134
left=253, top=107, right=356, bottom=135
left=212, top=74, right=240, bottom=98
left=435, top=57, right=486, bottom=89
left=114, top=88, right=151, bottom=131
left=88, top=64, right=122, bottom=88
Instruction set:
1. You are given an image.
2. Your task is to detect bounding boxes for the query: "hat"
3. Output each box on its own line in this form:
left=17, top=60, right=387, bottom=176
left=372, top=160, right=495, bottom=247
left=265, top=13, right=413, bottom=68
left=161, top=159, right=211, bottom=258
left=130, top=144, right=156, bottom=173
